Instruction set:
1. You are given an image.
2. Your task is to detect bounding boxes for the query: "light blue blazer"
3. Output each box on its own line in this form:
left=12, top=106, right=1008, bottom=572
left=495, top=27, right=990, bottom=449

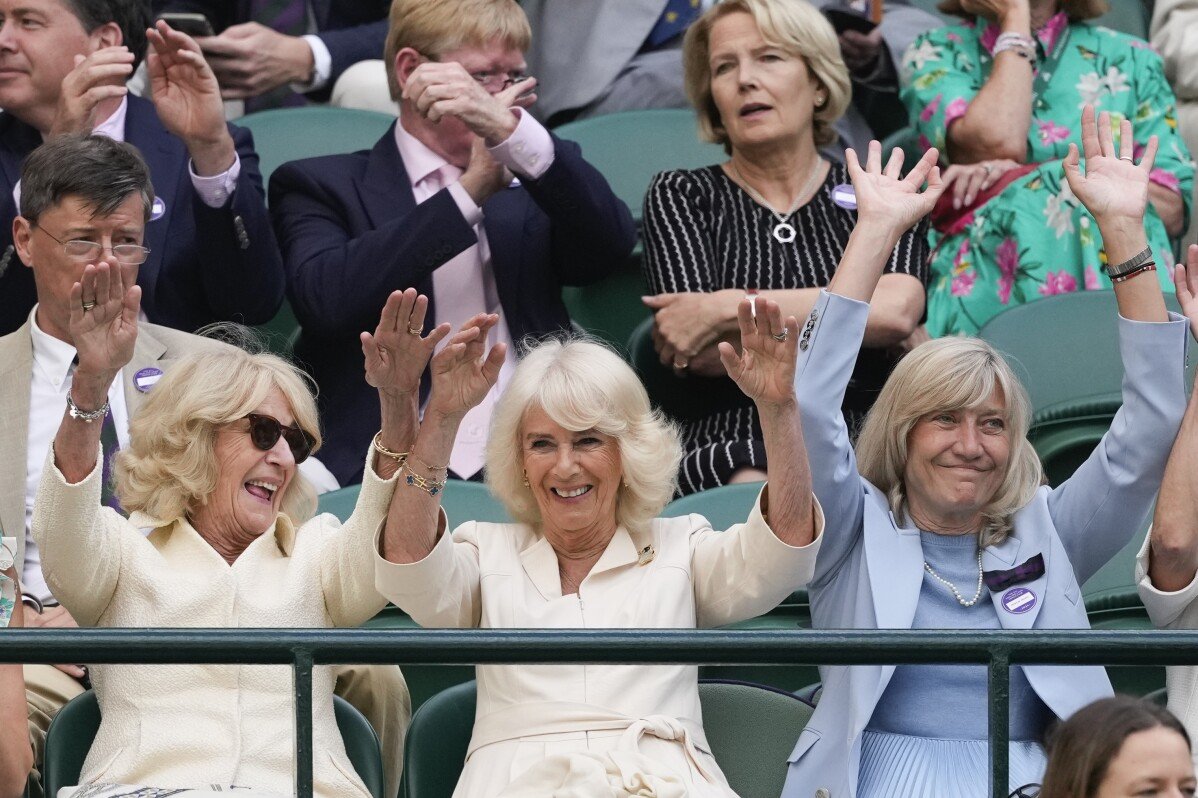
left=781, top=290, right=1190, bottom=798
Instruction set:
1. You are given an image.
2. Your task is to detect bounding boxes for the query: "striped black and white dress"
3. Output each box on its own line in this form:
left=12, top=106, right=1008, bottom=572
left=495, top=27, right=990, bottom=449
left=642, top=162, right=929, bottom=495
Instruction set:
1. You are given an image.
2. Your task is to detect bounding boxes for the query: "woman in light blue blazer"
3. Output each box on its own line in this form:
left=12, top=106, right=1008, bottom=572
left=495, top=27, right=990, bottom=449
left=782, top=106, right=1193, bottom=798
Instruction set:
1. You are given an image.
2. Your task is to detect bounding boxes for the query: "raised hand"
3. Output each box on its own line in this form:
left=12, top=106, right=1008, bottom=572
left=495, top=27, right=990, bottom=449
left=69, top=259, right=140, bottom=386
left=848, top=142, right=944, bottom=239
left=402, top=59, right=537, bottom=145
left=1063, top=104, right=1156, bottom=227
left=361, top=289, right=451, bottom=399
left=1173, top=245, right=1198, bottom=341
left=48, top=48, right=133, bottom=138
left=719, top=297, right=800, bottom=409
left=146, top=21, right=235, bottom=176
left=426, top=315, right=507, bottom=420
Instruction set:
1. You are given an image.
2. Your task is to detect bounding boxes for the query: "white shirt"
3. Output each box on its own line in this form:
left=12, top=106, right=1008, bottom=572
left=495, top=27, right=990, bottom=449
left=392, top=110, right=554, bottom=478
left=23, top=306, right=131, bottom=605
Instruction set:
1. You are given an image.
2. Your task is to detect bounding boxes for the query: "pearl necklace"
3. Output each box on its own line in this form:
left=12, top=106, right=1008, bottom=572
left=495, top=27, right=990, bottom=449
left=923, top=549, right=986, bottom=607
left=730, top=159, right=826, bottom=244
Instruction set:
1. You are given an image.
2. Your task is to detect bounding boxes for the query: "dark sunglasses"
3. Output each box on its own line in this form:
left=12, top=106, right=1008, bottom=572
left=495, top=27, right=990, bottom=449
left=1009, top=784, right=1040, bottom=798
left=244, top=413, right=316, bottom=464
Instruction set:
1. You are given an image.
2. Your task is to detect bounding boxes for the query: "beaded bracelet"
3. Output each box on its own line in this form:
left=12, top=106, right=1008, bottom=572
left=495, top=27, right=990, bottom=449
left=1110, top=262, right=1157, bottom=284
left=402, top=461, right=447, bottom=496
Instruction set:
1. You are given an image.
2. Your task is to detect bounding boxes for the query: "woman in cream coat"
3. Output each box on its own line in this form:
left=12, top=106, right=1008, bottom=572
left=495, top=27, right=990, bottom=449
left=374, top=292, right=838, bottom=796
left=782, top=109, right=1191, bottom=798
left=32, top=284, right=449, bottom=798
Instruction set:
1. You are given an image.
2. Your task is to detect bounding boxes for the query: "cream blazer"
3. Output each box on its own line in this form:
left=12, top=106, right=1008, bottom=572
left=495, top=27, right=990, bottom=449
left=375, top=489, right=823, bottom=798
left=31, top=447, right=398, bottom=798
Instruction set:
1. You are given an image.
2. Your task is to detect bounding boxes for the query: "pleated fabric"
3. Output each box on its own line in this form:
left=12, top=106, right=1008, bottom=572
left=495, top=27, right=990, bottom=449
left=856, top=730, right=1047, bottom=798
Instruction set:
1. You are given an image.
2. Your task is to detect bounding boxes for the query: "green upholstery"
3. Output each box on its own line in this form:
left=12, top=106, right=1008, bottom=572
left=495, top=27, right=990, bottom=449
left=552, top=109, right=727, bottom=228
left=663, top=481, right=767, bottom=529
left=1091, top=3, right=1149, bottom=38
left=316, top=480, right=509, bottom=525
left=43, top=691, right=384, bottom=798
left=562, top=257, right=649, bottom=356
left=317, top=482, right=360, bottom=522
left=1082, top=514, right=1151, bottom=609
left=401, top=680, right=813, bottom=798
left=1028, top=416, right=1120, bottom=488
left=626, top=316, right=749, bottom=420
left=253, top=300, right=300, bottom=356
left=237, top=106, right=396, bottom=187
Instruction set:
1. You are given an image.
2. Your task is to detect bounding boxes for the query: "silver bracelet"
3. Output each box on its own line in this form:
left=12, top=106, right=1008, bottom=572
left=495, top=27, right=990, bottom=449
left=1105, top=246, right=1154, bottom=279
left=66, top=393, right=109, bottom=423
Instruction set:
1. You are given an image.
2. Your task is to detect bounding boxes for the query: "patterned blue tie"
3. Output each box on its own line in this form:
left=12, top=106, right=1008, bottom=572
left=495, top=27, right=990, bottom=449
left=645, top=0, right=702, bottom=49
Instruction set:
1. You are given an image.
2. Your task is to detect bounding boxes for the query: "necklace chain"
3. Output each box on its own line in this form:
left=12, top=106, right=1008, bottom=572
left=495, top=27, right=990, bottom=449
left=730, top=159, right=826, bottom=228
left=923, top=549, right=986, bottom=607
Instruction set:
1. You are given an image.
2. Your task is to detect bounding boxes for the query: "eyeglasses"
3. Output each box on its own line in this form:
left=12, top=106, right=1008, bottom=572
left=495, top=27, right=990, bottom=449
left=243, top=413, right=316, bottom=464
left=1009, top=784, right=1041, bottom=798
left=468, top=69, right=531, bottom=92
left=34, top=225, right=150, bottom=265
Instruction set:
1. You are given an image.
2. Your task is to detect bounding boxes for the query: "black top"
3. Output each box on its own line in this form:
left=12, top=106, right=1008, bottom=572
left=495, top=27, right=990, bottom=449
left=642, top=161, right=929, bottom=494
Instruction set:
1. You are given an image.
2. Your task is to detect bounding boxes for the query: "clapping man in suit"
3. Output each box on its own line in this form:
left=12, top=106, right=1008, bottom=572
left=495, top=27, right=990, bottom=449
left=269, top=0, right=637, bottom=487
left=0, top=0, right=285, bottom=336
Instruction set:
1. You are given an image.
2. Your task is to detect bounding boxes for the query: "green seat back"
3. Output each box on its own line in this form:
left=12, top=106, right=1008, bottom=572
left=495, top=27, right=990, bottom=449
left=626, top=316, right=749, bottom=420
left=663, top=481, right=766, bottom=529
left=552, top=109, right=727, bottom=228
left=400, top=680, right=813, bottom=798
left=238, top=107, right=396, bottom=187
left=44, top=692, right=384, bottom=798
left=561, top=257, right=649, bottom=356
left=320, top=480, right=510, bottom=526
left=317, top=483, right=361, bottom=522
left=1082, top=514, right=1151, bottom=610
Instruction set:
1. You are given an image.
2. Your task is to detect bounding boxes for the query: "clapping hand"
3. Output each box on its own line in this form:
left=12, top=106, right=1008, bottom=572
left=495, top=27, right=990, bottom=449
left=48, top=47, right=133, bottom=139
left=403, top=59, right=537, bottom=145
left=426, top=315, right=506, bottom=420
left=848, top=142, right=944, bottom=239
left=69, top=260, right=140, bottom=386
left=720, top=297, right=800, bottom=409
left=361, top=289, right=451, bottom=399
left=1063, top=104, right=1156, bottom=228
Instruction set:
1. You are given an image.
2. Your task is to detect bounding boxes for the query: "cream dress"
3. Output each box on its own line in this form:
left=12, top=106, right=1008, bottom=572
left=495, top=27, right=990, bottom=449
left=375, top=488, right=823, bottom=798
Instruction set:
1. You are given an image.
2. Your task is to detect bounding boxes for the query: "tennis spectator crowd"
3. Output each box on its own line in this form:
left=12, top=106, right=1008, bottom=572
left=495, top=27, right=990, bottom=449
left=3, top=0, right=1198, bottom=797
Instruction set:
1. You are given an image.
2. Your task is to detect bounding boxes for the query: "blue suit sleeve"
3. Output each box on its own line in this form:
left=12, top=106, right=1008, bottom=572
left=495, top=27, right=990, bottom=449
left=793, top=290, right=872, bottom=587
left=315, top=20, right=389, bottom=92
left=1048, top=312, right=1190, bottom=583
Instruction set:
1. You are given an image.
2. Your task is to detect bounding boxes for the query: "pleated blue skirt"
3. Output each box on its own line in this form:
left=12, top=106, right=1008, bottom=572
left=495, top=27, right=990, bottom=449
left=856, top=730, right=1047, bottom=798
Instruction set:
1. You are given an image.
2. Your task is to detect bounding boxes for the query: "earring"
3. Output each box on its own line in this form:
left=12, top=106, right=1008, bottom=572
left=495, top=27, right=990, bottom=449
left=814, top=93, right=826, bottom=109
left=522, top=471, right=530, bottom=488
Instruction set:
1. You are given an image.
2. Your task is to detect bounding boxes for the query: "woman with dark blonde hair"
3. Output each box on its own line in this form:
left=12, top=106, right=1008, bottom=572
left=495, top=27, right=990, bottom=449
left=783, top=108, right=1193, bottom=797
left=641, top=0, right=929, bottom=494
left=902, top=0, right=1193, bottom=337
left=1035, top=696, right=1195, bottom=798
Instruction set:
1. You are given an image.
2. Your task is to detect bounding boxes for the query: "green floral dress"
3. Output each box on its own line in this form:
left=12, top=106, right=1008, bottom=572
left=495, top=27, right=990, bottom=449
left=901, top=13, right=1194, bottom=337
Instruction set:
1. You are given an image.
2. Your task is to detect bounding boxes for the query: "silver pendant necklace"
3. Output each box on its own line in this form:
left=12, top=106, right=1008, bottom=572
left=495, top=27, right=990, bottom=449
left=730, top=159, right=826, bottom=244
left=923, top=549, right=986, bottom=608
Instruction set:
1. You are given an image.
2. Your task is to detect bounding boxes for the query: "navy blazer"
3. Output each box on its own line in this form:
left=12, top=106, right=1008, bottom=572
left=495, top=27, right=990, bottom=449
left=781, top=290, right=1190, bottom=798
left=154, top=0, right=390, bottom=99
left=0, top=95, right=285, bottom=335
left=269, top=123, right=636, bottom=485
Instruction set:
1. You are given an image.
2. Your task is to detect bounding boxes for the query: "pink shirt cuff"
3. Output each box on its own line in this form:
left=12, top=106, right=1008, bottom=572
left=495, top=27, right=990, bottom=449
left=488, top=108, right=554, bottom=180
left=188, top=153, right=242, bottom=209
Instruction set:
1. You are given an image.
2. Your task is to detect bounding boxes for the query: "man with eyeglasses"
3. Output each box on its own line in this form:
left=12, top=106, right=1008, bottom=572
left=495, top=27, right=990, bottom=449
left=0, top=134, right=410, bottom=798
left=0, top=0, right=286, bottom=337
left=269, top=0, right=637, bottom=487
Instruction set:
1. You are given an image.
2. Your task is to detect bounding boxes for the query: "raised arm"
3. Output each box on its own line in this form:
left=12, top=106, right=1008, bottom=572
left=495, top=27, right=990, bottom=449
left=1145, top=247, right=1198, bottom=592
left=1049, top=105, right=1189, bottom=581
left=796, top=143, right=943, bottom=584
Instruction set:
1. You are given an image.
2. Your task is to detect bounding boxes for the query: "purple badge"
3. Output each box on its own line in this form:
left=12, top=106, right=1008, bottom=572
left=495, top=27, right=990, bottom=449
left=1001, top=586, right=1037, bottom=614
left=830, top=184, right=857, bottom=210
left=133, top=367, right=163, bottom=392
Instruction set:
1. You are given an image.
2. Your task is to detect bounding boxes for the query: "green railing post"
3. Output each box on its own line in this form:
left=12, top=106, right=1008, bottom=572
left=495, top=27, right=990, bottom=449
left=293, top=649, right=314, bottom=798
left=989, top=651, right=1011, bottom=798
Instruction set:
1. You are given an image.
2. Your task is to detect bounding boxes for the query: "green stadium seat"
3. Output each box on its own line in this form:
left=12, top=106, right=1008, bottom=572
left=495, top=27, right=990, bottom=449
left=400, top=679, right=814, bottom=798
left=561, top=255, right=649, bottom=356
left=626, top=316, right=748, bottom=421
left=316, top=479, right=509, bottom=525
left=237, top=106, right=396, bottom=188
left=43, top=691, right=385, bottom=798
left=663, top=481, right=766, bottom=529
left=552, top=109, right=727, bottom=228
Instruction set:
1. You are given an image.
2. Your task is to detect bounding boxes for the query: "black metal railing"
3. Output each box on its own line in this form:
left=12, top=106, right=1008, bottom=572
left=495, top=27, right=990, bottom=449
left=4, top=628, right=1197, bottom=798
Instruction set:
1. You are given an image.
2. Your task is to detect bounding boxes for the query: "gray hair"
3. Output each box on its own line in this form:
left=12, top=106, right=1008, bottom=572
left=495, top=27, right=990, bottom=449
left=855, top=336, right=1043, bottom=547
left=485, top=336, right=682, bottom=534
left=20, top=134, right=154, bottom=225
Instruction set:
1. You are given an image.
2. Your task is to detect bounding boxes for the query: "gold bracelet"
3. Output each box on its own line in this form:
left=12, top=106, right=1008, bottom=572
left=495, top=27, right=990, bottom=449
left=372, top=432, right=409, bottom=463
left=402, top=461, right=446, bottom=496
left=409, top=452, right=449, bottom=474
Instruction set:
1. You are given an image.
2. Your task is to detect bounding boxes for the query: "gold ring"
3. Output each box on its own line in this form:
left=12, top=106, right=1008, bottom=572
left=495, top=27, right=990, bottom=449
left=81, top=300, right=96, bottom=311
left=406, top=325, right=422, bottom=336
left=673, top=359, right=689, bottom=372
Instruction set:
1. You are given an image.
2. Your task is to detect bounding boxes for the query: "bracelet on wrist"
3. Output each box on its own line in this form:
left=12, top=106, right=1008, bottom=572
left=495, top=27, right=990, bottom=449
left=409, top=453, right=449, bottom=475
left=372, top=432, right=409, bottom=463
left=1110, top=262, right=1157, bottom=284
left=66, top=393, right=109, bottom=423
left=402, top=461, right=447, bottom=496
left=1104, top=246, right=1154, bottom=279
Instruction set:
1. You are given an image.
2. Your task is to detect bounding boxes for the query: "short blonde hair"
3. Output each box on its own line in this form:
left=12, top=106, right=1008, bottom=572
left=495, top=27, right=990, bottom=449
left=938, top=0, right=1108, bottom=21
left=384, top=0, right=531, bottom=100
left=682, top=0, right=851, bottom=150
left=854, top=337, right=1043, bottom=547
left=115, top=348, right=322, bottom=527
left=485, top=338, right=682, bottom=534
